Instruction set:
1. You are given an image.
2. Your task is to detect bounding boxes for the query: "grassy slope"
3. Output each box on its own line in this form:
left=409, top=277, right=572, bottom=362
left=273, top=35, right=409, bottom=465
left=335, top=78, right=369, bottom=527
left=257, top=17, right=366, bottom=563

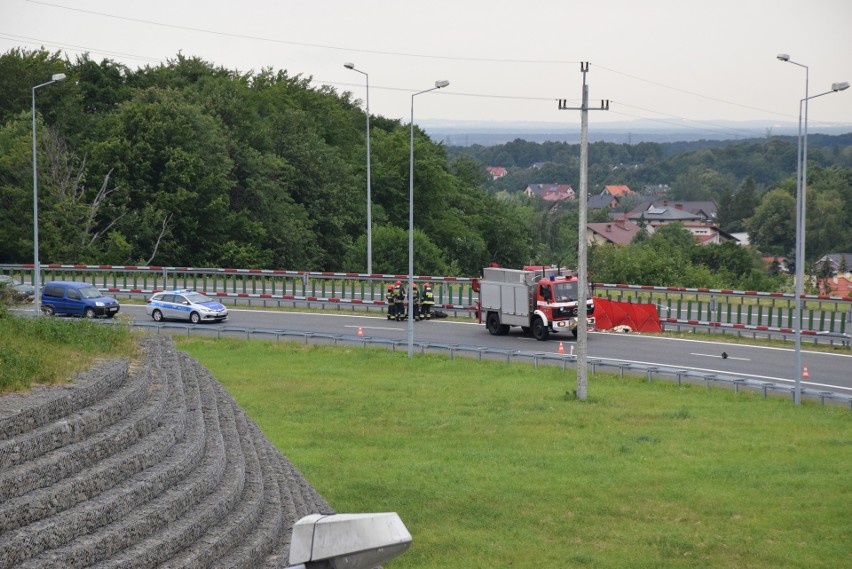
left=0, top=314, right=137, bottom=392
left=178, top=338, right=852, bottom=569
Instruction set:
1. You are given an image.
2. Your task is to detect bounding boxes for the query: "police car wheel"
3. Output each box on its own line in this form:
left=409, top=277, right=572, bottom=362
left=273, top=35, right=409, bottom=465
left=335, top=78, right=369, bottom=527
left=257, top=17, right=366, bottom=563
left=190, top=312, right=201, bottom=324
left=152, top=309, right=163, bottom=322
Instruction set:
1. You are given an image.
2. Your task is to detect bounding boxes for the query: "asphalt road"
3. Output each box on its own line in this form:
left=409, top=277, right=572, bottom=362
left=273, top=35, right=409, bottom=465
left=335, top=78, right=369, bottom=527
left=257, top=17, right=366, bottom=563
left=117, top=304, right=852, bottom=395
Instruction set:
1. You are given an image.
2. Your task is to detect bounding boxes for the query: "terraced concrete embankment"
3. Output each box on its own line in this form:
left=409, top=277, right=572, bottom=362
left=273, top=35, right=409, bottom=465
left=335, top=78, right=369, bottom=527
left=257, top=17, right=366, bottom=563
left=0, top=336, right=332, bottom=568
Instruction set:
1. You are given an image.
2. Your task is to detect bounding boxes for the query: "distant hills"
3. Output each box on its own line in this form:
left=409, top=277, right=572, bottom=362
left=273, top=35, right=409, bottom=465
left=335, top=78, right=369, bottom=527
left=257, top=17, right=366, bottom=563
left=421, top=119, right=852, bottom=146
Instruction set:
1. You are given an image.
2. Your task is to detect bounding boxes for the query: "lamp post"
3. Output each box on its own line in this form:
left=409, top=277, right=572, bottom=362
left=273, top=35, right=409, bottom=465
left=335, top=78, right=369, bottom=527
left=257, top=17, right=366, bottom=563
left=344, top=63, right=373, bottom=275
left=408, top=80, right=449, bottom=357
left=777, top=54, right=848, bottom=404
left=32, top=72, right=66, bottom=317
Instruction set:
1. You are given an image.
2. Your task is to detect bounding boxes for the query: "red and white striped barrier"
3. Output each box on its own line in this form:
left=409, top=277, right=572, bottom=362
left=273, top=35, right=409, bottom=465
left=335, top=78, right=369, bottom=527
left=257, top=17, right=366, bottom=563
left=597, top=282, right=851, bottom=303
left=18, top=263, right=476, bottom=283
left=662, top=317, right=821, bottom=336
left=101, top=287, right=472, bottom=311
left=5, top=263, right=849, bottom=302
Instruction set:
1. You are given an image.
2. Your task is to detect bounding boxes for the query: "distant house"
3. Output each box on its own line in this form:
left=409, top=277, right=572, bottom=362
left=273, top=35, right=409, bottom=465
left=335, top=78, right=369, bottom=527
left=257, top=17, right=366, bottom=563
left=730, top=232, right=750, bottom=246
left=588, top=194, right=620, bottom=210
left=530, top=162, right=550, bottom=170
left=586, top=218, right=643, bottom=246
left=486, top=166, right=508, bottom=179
left=815, top=253, right=852, bottom=275
left=680, top=224, right=738, bottom=245
left=626, top=200, right=717, bottom=223
left=524, top=183, right=575, bottom=201
left=628, top=204, right=704, bottom=227
left=600, top=184, right=634, bottom=199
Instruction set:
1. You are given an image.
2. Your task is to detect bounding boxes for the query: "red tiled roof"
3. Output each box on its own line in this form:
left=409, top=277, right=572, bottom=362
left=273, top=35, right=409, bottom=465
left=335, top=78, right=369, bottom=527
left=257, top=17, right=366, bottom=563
left=821, top=275, right=852, bottom=297
left=603, top=185, right=633, bottom=197
left=526, top=184, right=575, bottom=201
left=586, top=220, right=642, bottom=245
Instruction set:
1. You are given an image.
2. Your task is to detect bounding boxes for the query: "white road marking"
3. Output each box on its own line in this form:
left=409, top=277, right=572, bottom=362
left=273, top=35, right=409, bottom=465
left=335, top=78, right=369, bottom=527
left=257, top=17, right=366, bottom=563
left=690, top=352, right=751, bottom=361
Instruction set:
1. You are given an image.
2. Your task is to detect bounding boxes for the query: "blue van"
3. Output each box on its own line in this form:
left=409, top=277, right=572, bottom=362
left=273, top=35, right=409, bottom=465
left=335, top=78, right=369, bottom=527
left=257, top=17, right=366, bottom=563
left=41, top=281, right=121, bottom=318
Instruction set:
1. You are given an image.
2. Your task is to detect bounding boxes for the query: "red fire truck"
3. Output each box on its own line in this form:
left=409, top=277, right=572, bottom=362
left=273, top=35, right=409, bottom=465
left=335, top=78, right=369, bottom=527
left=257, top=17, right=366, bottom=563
left=473, top=266, right=595, bottom=341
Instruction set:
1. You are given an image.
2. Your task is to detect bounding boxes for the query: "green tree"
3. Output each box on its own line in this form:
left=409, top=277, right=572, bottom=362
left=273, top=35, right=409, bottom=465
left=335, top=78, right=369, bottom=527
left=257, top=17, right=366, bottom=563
left=732, top=176, right=758, bottom=229
left=0, top=114, right=34, bottom=262
left=670, top=166, right=733, bottom=201
left=0, top=48, right=67, bottom=127
left=343, top=224, right=448, bottom=275
left=87, top=86, right=260, bottom=265
left=745, top=188, right=795, bottom=256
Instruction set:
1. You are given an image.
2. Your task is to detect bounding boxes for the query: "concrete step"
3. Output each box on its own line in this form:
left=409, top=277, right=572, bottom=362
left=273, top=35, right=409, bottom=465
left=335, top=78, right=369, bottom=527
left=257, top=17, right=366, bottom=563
left=165, top=370, right=269, bottom=568
left=0, top=338, right=183, bottom=567
left=0, top=335, right=336, bottom=568
left=0, top=358, right=132, bottom=442
left=0, top=341, right=168, bottom=505
left=90, top=357, right=244, bottom=569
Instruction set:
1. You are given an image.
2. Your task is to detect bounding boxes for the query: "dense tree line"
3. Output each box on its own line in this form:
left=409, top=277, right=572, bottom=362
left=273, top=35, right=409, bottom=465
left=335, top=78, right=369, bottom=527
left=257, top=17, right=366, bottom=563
left=2, top=48, right=849, bottom=291
left=1, top=49, right=530, bottom=275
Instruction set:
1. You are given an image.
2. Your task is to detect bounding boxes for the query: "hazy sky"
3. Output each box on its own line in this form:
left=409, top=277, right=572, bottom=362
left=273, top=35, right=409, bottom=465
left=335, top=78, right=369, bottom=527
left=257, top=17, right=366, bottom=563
left=3, top=0, right=851, bottom=139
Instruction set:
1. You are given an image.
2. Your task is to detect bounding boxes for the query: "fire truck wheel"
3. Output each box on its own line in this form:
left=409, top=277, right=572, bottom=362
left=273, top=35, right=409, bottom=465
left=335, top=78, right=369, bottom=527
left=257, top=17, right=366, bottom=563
left=532, top=317, right=549, bottom=341
left=486, top=312, right=509, bottom=336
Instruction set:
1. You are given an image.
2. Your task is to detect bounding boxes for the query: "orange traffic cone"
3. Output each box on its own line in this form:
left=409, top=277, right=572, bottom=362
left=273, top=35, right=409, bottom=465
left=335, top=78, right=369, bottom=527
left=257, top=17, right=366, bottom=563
left=558, top=341, right=565, bottom=354
left=358, top=327, right=364, bottom=337
left=802, top=364, right=809, bottom=379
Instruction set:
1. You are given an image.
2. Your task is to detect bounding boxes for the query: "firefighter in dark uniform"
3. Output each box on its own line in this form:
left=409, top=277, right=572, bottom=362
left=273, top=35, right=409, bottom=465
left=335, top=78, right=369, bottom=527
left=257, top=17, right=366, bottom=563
left=386, top=284, right=396, bottom=320
left=411, top=283, right=421, bottom=320
left=421, top=282, right=435, bottom=319
left=393, top=281, right=405, bottom=321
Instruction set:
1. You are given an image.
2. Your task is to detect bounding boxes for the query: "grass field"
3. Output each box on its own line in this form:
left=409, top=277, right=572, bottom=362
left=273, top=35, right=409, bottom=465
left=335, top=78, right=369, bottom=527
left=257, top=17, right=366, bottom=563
left=177, top=337, right=852, bottom=569
left=0, top=313, right=137, bottom=393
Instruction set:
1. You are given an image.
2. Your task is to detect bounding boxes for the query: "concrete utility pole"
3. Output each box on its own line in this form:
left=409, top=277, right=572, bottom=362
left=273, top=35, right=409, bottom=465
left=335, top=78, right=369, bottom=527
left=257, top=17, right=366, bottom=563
left=558, top=62, right=609, bottom=400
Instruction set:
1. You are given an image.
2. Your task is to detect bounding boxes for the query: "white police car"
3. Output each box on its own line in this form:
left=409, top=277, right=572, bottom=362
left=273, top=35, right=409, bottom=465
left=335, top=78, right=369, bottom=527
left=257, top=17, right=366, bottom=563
left=146, top=290, right=228, bottom=324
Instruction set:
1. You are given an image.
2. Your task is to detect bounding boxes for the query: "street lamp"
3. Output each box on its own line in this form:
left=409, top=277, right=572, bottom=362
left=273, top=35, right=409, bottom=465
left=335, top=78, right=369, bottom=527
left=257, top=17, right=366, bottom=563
left=408, top=80, right=449, bottom=357
left=778, top=54, right=848, bottom=404
left=344, top=63, right=373, bottom=275
left=32, top=72, right=66, bottom=317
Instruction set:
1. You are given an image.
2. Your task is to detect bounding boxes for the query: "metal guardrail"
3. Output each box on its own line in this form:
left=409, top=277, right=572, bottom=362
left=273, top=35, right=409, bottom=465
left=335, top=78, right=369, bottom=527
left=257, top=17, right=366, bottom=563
left=597, top=285, right=851, bottom=335
left=1, top=263, right=476, bottom=310
left=4, top=263, right=851, bottom=336
left=660, top=318, right=851, bottom=348
left=130, top=320, right=852, bottom=409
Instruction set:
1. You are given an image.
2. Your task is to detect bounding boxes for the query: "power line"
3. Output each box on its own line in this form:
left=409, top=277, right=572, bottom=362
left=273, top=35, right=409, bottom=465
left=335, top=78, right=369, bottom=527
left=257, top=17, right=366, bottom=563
left=26, top=0, right=576, bottom=65
left=607, top=101, right=768, bottom=138
left=595, top=64, right=798, bottom=121
left=16, top=3, right=849, bottom=137
left=0, top=31, right=801, bottom=140
left=26, top=0, right=816, bottom=124
left=0, top=32, right=163, bottom=63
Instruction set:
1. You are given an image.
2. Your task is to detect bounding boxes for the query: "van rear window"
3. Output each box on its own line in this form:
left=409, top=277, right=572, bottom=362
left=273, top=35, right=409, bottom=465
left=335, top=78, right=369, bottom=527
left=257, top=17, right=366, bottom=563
left=44, top=286, right=64, bottom=298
